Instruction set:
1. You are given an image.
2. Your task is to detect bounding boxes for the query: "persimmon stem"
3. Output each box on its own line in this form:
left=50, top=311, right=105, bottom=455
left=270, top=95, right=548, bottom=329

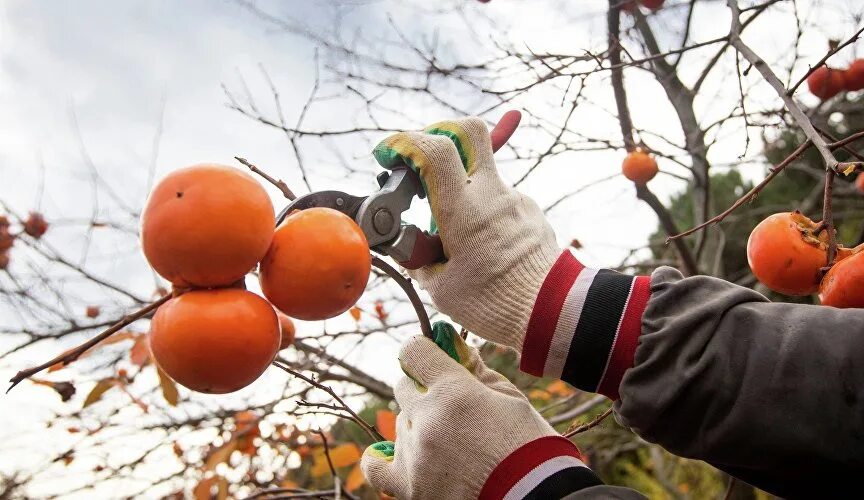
left=371, top=256, right=433, bottom=339
left=235, top=156, right=297, bottom=201
left=7, top=293, right=173, bottom=393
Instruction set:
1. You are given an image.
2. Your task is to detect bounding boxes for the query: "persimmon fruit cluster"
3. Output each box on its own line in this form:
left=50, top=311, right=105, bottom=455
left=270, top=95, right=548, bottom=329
left=807, top=59, right=864, bottom=100
left=747, top=211, right=862, bottom=306
left=141, top=164, right=371, bottom=394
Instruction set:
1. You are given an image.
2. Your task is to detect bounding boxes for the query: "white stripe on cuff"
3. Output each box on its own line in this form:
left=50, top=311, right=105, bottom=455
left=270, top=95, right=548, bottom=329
left=595, top=277, right=636, bottom=391
left=503, top=455, right=588, bottom=500
left=543, top=267, right=598, bottom=379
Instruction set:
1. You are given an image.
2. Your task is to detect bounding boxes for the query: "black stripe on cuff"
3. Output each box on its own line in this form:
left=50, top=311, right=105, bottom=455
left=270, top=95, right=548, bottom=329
left=523, top=466, right=603, bottom=500
left=560, top=269, right=634, bottom=392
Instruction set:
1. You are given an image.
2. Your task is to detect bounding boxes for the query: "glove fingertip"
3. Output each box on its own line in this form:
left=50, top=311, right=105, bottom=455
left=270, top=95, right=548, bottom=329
left=361, top=441, right=402, bottom=497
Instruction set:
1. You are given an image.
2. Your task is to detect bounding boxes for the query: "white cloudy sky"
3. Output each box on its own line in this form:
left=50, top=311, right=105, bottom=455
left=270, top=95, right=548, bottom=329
left=0, top=0, right=861, bottom=496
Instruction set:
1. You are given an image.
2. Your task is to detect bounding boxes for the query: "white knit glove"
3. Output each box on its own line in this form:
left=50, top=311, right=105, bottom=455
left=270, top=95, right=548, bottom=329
left=360, top=324, right=598, bottom=500
left=373, top=117, right=560, bottom=350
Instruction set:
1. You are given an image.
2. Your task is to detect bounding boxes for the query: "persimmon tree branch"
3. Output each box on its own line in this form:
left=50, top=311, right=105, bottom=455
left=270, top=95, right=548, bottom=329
left=668, top=140, right=812, bottom=241
left=607, top=0, right=698, bottom=276
left=726, top=0, right=838, bottom=172
left=631, top=7, right=712, bottom=260
left=6, top=292, right=172, bottom=392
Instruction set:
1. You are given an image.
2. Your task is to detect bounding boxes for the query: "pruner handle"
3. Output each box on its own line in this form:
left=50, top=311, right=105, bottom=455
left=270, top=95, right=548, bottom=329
left=400, top=229, right=444, bottom=270
left=382, top=224, right=445, bottom=270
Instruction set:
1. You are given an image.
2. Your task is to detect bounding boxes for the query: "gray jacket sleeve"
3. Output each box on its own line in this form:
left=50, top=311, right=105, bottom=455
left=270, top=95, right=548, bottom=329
left=615, top=267, right=864, bottom=497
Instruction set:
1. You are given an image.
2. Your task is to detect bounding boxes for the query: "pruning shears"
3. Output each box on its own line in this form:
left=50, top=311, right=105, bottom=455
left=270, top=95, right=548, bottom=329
left=275, top=111, right=521, bottom=270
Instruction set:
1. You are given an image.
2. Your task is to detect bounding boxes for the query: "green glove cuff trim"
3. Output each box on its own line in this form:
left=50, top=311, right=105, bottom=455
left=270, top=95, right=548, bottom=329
left=372, top=141, right=432, bottom=196
left=424, top=125, right=474, bottom=174
left=431, top=321, right=461, bottom=363
left=373, top=139, right=437, bottom=233
left=366, top=441, right=396, bottom=461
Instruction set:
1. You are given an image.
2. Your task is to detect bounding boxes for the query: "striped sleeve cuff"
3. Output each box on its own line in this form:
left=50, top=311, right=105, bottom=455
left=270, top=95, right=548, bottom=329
left=478, top=436, right=601, bottom=500
left=519, top=251, right=651, bottom=400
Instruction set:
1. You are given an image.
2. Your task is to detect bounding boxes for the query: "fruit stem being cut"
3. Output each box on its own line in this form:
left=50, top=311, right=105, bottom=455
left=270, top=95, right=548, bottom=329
left=371, top=256, right=433, bottom=339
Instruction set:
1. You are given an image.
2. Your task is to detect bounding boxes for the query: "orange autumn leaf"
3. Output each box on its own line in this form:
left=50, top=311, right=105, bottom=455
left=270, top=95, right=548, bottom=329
left=349, top=306, right=362, bottom=322
left=193, top=476, right=216, bottom=500
left=346, top=463, right=366, bottom=492
left=311, top=443, right=361, bottom=477
left=328, top=443, right=361, bottom=467
left=83, top=379, right=117, bottom=408
left=374, top=301, right=387, bottom=321
left=204, top=440, right=237, bottom=471
left=157, top=366, right=179, bottom=406
left=528, top=389, right=551, bottom=401
left=233, top=410, right=259, bottom=435
left=215, top=475, right=229, bottom=500
left=31, top=378, right=76, bottom=402
left=546, top=380, right=573, bottom=397
left=376, top=410, right=397, bottom=441
left=130, top=335, right=150, bottom=366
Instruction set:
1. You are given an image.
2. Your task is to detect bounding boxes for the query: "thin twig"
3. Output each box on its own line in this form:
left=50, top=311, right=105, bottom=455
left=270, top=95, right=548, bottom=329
left=563, top=406, right=614, bottom=437
left=271, top=360, right=384, bottom=442
left=787, top=26, right=864, bottom=96
left=235, top=156, right=297, bottom=200
left=371, top=256, right=432, bottom=339
left=727, top=0, right=838, bottom=171
left=668, top=140, right=812, bottom=241
left=7, top=293, right=172, bottom=392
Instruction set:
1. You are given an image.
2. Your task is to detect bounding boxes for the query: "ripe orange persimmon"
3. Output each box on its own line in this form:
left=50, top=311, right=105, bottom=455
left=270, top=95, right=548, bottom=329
left=746, top=211, right=829, bottom=295
left=85, top=305, right=100, bottom=318
left=622, top=149, right=659, bottom=184
left=819, top=249, right=864, bottom=308
left=0, top=253, right=8, bottom=270
left=856, top=173, right=864, bottom=194
left=807, top=66, right=846, bottom=100
left=260, top=207, right=371, bottom=321
left=141, top=164, right=275, bottom=288
left=277, top=311, right=295, bottom=350
left=844, top=59, right=864, bottom=92
left=149, top=288, right=279, bottom=394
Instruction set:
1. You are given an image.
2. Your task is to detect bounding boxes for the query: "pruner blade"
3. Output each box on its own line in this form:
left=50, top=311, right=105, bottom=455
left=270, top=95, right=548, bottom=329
left=276, top=190, right=366, bottom=226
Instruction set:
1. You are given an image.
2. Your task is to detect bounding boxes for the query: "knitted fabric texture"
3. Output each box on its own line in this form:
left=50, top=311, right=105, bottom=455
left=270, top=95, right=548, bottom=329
left=373, top=117, right=559, bottom=351
left=360, top=335, right=601, bottom=499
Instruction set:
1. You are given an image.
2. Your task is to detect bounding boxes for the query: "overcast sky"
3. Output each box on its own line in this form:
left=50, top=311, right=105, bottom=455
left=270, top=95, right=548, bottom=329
left=1, top=0, right=861, bottom=496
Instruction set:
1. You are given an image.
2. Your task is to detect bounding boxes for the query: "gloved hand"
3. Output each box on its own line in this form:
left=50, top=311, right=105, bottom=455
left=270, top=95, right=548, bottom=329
left=360, top=324, right=600, bottom=499
left=373, top=117, right=559, bottom=351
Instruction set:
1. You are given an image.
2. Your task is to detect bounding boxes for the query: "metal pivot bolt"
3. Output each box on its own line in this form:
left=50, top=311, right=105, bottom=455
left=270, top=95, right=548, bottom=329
left=373, top=209, right=394, bottom=235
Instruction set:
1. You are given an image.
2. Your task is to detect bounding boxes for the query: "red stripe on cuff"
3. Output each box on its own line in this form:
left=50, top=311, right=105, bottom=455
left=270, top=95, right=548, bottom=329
left=596, top=275, right=651, bottom=400
left=478, top=436, right=584, bottom=500
left=520, top=251, right=584, bottom=376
